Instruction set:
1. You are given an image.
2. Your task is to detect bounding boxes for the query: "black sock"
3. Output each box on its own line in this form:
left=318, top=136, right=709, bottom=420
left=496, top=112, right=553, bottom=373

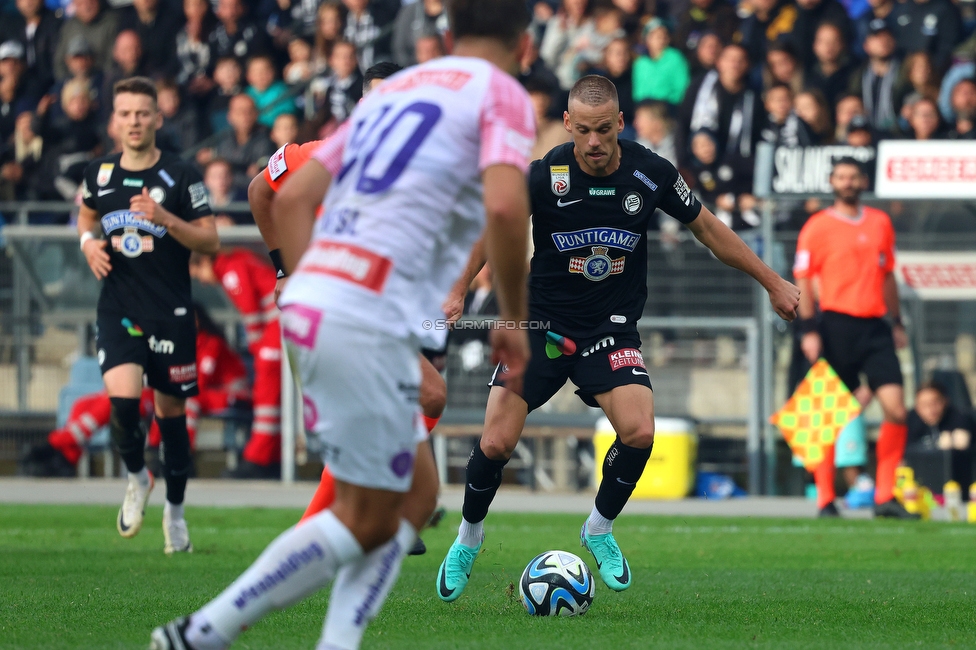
left=159, top=415, right=191, bottom=505
left=109, top=397, right=145, bottom=473
left=461, top=444, right=508, bottom=524
left=595, top=437, right=653, bottom=520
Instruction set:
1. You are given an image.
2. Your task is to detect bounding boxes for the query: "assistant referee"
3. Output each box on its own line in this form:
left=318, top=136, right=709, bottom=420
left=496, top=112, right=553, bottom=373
left=793, top=157, right=915, bottom=519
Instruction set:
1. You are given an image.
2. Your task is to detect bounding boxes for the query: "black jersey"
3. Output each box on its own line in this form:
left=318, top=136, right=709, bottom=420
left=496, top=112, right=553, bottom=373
left=528, top=140, right=701, bottom=337
left=82, top=152, right=212, bottom=319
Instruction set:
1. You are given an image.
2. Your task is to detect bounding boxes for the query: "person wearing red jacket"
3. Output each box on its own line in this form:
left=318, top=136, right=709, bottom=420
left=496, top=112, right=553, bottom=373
left=147, top=304, right=250, bottom=451
left=22, top=305, right=250, bottom=476
left=190, top=248, right=283, bottom=478
left=20, top=387, right=157, bottom=477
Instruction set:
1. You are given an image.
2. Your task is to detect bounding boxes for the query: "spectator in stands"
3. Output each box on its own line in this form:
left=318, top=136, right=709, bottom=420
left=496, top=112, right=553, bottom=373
left=671, top=0, right=738, bottom=62
left=946, top=78, right=976, bottom=139
left=764, top=41, right=805, bottom=95
left=176, top=0, right=216, bottom=96
left=834, top=93, right=865, bottom=140
left=633, top=18, right=690, bottom=107
left=571, top=1, right=626, bottom=81
left=246, top=54, right=296, bottom=128
left=760, top=82, right=794, bottom=144
left=270, top=112, right=299, bottom=148
left=526, top=76, right=570, bottom=161
left=806, top=23, right=854, bottom=108
left=613, top=0, right=649, bottom=39
left=844, top=113, right=874, bottom=145
left=209, top=0, right=269, bottom=70
left=0, top=42, right=41, bottom=147
left=266, top=0, right=321, bottom=47
left=587, top=36, right=633, bottom=127
left=156, top=78, right=205, bottom=154
left=342, top=0, right=398, bottom=72
left=779, top=89, right=834, bottom=145
left=415, top=34, right=445, bottom=64
left=790, top=0, right=852, bottom=64
left=907, top=381, right=974, bottom=488
left=539, top=0, right=594, bottom=90
left=312, top=2, right=345, bottom=72
left=118, top=0, right=181, bottom=78
left=206, top=56, right=243, bottom=134
left=908, top=382, right=973, bottom=454
left=894, top=52, right=940, bottom=127
left=519, top=28, right=561, bottom=98
left=283, top=36, right=315, bottom=85
left=0, top=0, right=62, bottom=95
left=199, top=93, right=274, bottom=192
left=854, top=3, right=900, bottom=60
left=54, top=0, right=117, bottom=80
left=0, top=111, right=42, bottom=200
left=32, top=78, right=100, bottom=201
left=392, top=0, right=446, bottom=68
left=308, top=39, right=362, bottom=127
left=685, top=128, right=759, bottom=230
left=678, top=44, right=763, bottom=171
left=849, top=21, right=900, bottom=134
left=102, top=31, right=146, bottom=108
left=735, top=0, right=798, bottom=74
left=689, top=31, right=722, bottom=80
left=894, top=0, right=961, bottom=74
left=203, top=157, right=248, bottom=224
left=633, top=100, right=677, bottom=165
left=905, top=96, right=944, bottom=140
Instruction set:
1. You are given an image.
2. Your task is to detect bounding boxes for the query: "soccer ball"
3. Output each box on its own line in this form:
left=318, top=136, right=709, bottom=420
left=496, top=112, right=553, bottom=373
left=518, top=550, right=594, bottom=616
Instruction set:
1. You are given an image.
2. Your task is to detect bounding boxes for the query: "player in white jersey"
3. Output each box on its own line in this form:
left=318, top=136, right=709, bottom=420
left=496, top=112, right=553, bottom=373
left=149, top=1, right=536, bottom=648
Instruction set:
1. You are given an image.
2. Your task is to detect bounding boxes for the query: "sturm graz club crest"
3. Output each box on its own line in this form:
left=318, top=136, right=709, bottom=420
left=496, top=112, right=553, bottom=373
left=621, top=191, right=642, bottom=215
left=569, top=246, right=624, bottom=281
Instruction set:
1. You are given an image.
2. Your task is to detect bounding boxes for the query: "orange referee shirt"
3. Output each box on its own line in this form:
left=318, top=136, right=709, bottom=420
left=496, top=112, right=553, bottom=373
left=262, top=141, right=324, bottom=192
left=793, top=206, right=896, bottom=319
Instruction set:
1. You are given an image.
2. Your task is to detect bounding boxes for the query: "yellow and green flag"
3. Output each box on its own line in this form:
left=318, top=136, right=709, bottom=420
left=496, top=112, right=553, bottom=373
left=770, top=359, right=861, bottom=470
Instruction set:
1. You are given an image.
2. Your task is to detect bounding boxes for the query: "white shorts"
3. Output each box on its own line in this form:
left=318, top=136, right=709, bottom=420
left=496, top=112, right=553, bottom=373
left=281, top=303, right=425, bottom=492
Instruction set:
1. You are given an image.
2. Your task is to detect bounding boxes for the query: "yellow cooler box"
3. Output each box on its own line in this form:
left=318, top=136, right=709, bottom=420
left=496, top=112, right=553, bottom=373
left=593, top=416, right=697, bottom=499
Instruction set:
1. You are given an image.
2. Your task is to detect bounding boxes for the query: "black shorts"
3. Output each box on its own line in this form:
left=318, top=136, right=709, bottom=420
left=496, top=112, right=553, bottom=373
left=490, top=328, right=652, bottom=412
left=95, top=311, right=199, bottom=398
left=820, top=310, right=902, bottom=393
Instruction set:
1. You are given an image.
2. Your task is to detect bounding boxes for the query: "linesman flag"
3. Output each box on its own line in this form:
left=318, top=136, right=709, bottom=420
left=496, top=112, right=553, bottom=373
left=770, top=359, right=861, bottom=470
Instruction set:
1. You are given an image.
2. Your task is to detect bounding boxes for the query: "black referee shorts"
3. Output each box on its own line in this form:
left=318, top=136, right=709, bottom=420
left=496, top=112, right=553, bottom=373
left=820, top=310, right=902, bottom=393
left=489, top=328, right=652, bottom=412
left=95, top=311, right=199, bottom=398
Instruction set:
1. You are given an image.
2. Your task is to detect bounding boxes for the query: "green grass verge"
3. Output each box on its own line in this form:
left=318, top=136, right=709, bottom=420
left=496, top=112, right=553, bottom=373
left=1, top=504, right=975, bottom=649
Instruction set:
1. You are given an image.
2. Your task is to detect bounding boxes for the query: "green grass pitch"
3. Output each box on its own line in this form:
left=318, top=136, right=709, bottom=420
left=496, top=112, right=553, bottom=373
left=2, top=504, right=976, bottom=649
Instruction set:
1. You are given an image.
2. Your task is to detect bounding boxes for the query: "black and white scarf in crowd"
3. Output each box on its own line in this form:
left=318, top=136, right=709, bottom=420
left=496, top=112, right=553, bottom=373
left=689, top=70, right=756, bottom=160
left=860, top=60, right=898, bottom=133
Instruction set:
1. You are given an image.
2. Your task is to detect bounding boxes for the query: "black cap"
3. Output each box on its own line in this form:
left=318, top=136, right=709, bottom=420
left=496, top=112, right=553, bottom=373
left=867, top=18, right=892, bottom=37
left=847, top=114, right=871, bottom=132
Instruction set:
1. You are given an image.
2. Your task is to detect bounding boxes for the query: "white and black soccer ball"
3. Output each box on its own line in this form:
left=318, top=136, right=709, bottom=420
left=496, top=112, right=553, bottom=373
left=518, top=550, right=594, bottom=616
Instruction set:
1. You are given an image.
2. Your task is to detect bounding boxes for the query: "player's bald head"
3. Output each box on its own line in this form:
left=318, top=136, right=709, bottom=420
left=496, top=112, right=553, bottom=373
left=568, top=75, right=619, bottom=114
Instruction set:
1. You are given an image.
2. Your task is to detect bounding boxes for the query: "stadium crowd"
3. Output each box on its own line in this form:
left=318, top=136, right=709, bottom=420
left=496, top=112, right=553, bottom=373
left=1, top=0, right=975, bottom=226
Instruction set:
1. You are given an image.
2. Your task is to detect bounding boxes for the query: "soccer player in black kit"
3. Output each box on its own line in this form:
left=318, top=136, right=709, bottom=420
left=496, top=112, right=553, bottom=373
left=78, top=77, right=219, bottom=553
left=437, top=75, right=800, bottom=600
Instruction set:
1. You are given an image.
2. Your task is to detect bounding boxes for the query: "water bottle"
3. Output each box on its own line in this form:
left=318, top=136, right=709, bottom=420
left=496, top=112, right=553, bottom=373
left=903, top=479, right=920, bottom=516
left=944, top=481, right=962, bottom=522
left=894, top=466, right=915, bottom=503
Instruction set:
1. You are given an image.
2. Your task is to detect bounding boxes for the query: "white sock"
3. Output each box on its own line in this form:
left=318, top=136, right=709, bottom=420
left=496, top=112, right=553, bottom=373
left=586, top=505, right=613, bottom=536
left=164, top=501, right=184, bottom=521
left=318, top=520, right=417, bottom=650
left=458, top=517, right=483, bottom=547
left=129, top=467, right=150, bottom=488
left=186, top=510, right=362, bottom=646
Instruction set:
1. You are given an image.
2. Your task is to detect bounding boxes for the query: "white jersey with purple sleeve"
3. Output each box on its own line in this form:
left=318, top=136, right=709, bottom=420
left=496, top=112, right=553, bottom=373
left=279, top=56, right=535, bottom=349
